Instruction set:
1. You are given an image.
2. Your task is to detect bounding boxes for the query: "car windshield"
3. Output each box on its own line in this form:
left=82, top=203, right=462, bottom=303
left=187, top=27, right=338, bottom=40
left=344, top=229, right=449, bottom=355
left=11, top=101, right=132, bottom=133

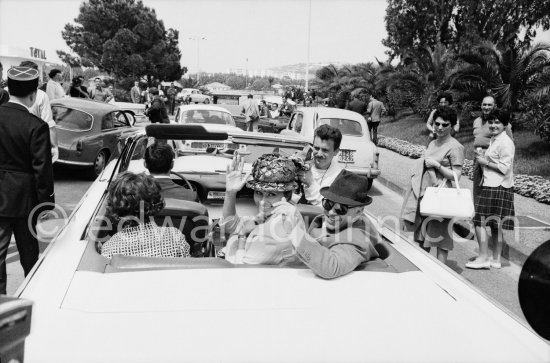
left=52, top=106, right=93, bottom=131
left=318, top=118, right=362, bottom=136
left=180, top=110, right=235, bottom=126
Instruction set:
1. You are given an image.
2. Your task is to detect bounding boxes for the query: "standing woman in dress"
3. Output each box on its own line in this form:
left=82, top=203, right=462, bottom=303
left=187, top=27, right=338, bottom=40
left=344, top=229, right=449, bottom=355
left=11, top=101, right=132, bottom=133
left=401, top=106, right=464, bottom=264
left=467, top=111, right=515, bottom=269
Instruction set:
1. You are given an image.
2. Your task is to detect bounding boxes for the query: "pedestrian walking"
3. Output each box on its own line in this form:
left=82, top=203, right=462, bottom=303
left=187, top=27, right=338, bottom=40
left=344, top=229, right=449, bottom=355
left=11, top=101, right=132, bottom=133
left=467, top=110, right=515, bottom=270
left=366, top=95, right=386, bottom=145
left=166, top=82, right=177, bottom=115
left=0, top=66, right=55, bottom=294
left=130, top=81, right=141, bottom=104
left=145, top=87, right=169, bottom=124
left=400, top=106, right=464, bottom=264
left=45, top=69, right=65, bottom=101
left=241, top=94, right=260, bottom=132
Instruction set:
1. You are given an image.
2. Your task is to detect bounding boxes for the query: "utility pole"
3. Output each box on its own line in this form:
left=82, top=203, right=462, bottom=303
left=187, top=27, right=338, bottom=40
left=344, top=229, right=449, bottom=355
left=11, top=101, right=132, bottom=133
left=189, top=36, right=206, bottom=83
left=305, top=0, right=312, bottom=93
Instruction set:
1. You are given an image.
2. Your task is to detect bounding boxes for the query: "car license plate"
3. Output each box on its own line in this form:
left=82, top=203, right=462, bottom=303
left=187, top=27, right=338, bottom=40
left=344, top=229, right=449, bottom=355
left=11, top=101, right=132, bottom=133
left=339, top=150, right=355, bottom=163
left=207, top=191, right=226, bottom=200
left=191, top=142, right=224, bottom=149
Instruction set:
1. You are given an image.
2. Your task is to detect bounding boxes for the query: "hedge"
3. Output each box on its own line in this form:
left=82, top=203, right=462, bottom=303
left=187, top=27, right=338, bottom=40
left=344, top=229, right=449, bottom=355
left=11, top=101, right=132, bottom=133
left=378, top=135, right=550, bottom=205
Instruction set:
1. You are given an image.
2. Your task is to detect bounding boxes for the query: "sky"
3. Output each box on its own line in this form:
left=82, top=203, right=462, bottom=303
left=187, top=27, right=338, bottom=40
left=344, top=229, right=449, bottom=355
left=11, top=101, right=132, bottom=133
left=0, top=0, right=549, bottom=75
left=0, top=0, right=391, bottom=73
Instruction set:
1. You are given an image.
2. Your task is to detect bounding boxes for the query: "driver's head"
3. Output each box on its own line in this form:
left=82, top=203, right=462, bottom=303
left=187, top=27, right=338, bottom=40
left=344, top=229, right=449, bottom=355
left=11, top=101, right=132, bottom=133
left=144, top=141, right=175, bottom=175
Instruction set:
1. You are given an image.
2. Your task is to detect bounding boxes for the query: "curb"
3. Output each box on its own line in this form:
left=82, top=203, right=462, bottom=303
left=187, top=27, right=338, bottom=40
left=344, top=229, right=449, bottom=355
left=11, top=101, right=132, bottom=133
left=376, top=174, right=529, bottom=266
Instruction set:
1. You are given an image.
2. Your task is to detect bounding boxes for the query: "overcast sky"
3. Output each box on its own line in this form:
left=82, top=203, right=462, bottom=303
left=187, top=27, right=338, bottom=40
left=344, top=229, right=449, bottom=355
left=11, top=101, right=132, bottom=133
left=1, top=0, right=548, bottom=74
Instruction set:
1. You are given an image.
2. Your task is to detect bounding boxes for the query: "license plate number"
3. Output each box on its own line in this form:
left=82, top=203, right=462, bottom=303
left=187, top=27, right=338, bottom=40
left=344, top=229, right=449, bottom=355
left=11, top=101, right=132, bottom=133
left=207, top=191, right=226, bottom=200
left=339, top=150, right=355, bottom=163
left=191, top=142, right=224, bottom=149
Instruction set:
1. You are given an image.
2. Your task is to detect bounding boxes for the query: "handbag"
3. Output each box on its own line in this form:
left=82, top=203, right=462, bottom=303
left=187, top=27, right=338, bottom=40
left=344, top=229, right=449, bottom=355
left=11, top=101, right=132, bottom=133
left=420, top=170, right=474, bottom=219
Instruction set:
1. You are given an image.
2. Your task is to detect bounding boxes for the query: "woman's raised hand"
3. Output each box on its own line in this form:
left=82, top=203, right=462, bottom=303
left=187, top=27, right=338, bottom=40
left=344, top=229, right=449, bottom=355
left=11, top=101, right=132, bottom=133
left=226, top=154, right=251, bottom=194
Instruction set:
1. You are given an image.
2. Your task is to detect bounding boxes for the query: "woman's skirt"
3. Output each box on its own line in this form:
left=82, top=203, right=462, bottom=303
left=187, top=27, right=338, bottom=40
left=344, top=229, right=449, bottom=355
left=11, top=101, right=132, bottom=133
left=473, top=185, right=515, bottom=230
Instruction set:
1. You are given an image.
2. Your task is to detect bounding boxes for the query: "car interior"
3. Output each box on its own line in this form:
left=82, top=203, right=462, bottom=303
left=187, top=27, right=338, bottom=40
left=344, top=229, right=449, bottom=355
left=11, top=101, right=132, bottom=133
left=76, top=125, right=419, bottom=274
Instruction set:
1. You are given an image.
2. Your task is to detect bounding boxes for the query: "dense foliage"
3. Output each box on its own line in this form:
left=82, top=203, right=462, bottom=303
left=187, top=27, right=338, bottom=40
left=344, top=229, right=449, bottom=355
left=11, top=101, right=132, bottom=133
left=60, top=0, right=183, bottom=83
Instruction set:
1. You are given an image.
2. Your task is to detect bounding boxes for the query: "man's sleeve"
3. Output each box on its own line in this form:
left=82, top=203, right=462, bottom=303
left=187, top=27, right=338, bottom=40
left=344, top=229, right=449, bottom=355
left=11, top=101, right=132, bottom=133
left=366, top=101, right=372, bottom=114
left=294, top=231, right=369, bottom=279
left=40, top=94, right=53, bottom=124
left=31, top=122, right=55, bottom=207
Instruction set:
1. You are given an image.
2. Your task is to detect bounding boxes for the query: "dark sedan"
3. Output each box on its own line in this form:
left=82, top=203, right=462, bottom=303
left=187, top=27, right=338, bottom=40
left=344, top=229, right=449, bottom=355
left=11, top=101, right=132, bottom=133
left=51, top=98, right=138, bottom=179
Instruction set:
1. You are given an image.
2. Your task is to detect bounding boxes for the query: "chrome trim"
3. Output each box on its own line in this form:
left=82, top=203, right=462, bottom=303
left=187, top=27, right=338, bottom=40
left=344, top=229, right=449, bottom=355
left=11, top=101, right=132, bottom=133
left=55, top=159, right=94, bottom=167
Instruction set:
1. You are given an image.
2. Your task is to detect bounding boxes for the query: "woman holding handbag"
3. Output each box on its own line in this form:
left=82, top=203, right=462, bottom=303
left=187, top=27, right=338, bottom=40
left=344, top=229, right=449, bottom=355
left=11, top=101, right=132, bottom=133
left=401, top=106, right=464, bottom=264
left=466, top=111, right=515, bottom=269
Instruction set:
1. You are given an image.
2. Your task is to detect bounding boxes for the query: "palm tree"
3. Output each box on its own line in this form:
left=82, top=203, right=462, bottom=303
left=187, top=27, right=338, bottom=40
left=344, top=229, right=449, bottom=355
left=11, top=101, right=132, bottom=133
left=448, top=41, right=550, bottom=122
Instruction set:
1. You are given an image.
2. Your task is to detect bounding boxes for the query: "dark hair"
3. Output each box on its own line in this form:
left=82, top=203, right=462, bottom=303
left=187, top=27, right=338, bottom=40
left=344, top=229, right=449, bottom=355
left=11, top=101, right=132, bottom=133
left=149, top=87, right=159, bottom=96
left=48, top=69, right=61, bottom=79
left=437, top=92, right=453, bottom=104
left=247, top=94, right=253, bottom=99
left=495, top=109, right=511, bottom=126
left=106, top=172, right=165, bottom=227
left=72, top=76, right=82, bottom=85
left=432, top=106, right=458, bottom=127
left=314, top=124, right=342, bottom=150
left=20, top=61, right=39, bottom=70
left=95, top=77, right=101, bottom=81
left=145, top=142, right=175, bottom=174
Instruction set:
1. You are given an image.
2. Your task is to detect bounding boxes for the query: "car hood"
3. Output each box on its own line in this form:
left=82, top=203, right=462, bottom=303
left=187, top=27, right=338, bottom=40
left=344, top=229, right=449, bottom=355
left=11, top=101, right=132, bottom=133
left=183, top=123, right=242, bottom=133
left=23, top=267, right=550, bottom=363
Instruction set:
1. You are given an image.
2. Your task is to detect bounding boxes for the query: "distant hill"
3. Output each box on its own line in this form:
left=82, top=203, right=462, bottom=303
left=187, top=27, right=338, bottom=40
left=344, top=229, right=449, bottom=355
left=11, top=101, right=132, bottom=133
left=266, top=61, right=345, bottom=75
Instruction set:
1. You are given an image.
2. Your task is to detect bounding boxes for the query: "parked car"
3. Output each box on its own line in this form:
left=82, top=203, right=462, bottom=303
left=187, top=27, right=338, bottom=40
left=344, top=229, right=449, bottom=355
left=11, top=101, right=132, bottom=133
left=13, top=124, right=550, bottom=363
left=176, top=88, right=211, bottom=104
left=281, top=107, right=380, bottom=188
left=173, top=104, right=243, bottom=155
left=51, top=98, right=138, bottom=179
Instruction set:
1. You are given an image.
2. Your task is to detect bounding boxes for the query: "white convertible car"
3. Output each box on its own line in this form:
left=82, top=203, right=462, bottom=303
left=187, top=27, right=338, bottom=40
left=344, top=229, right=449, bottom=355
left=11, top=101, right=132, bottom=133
left=6, top=125, right=549, bottom=363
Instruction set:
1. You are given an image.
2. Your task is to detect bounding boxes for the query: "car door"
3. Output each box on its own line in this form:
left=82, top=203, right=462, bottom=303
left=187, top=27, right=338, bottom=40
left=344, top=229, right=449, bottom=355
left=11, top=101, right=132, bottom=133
left=100, top=111, right=133, bottom=158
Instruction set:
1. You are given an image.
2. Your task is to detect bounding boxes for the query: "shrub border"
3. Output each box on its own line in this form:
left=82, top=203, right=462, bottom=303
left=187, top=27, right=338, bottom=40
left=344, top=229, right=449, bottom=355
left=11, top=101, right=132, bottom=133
left=378, top=135, right=550, bottom=205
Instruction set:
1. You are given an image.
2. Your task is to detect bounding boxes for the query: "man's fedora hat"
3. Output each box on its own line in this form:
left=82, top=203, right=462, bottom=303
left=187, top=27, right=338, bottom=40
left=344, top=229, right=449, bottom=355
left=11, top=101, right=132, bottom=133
left=320, top=169, right=372, bottom=207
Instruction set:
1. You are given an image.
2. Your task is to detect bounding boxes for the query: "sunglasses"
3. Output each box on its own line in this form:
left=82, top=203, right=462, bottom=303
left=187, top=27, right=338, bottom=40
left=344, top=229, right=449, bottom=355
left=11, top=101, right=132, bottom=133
left=322, top=198, right=349, bottom=215
left=434, top=122, right=451, bottom=128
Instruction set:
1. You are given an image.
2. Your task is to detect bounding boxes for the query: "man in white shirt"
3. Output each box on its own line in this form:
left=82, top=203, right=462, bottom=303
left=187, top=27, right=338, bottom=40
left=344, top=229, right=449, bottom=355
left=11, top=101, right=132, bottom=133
left=20, top=61, right=58, bottom=162
left=297, top=124, right=343, bottom=206
left=45, top=69, right=65, bottom=101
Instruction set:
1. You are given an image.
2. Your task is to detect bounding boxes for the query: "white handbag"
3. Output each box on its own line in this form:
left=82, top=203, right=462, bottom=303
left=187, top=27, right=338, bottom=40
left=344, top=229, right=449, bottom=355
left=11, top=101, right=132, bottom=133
left=419, top=171, right=475, bottom=219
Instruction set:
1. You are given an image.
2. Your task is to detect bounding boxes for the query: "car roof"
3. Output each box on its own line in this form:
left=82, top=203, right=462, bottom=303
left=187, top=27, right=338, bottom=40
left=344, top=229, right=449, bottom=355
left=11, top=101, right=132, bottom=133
left=51, top=98, right=121, bottom=114
left=176, top=104, right=232, bottom=113
left=301, top=106, right=367, bottom=122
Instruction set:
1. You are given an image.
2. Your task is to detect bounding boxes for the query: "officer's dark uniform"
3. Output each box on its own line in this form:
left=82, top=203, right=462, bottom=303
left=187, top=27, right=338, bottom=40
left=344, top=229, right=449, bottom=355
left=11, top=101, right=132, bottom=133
left=0, top=67, right=54, bottom=294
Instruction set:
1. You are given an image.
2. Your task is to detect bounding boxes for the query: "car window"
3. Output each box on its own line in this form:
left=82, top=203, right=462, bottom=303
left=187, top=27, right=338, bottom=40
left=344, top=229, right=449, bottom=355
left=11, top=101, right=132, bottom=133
left=318, top=118, right=362, bottom=136
left=52, top=106, right=93, bottom=131
left=101, top=113, right=115, bottom=130
left=289, top=113, right=303, bottom=133
left=180, top=110, right=235, bottom=125
left=113, top=112, right=131, bottom=128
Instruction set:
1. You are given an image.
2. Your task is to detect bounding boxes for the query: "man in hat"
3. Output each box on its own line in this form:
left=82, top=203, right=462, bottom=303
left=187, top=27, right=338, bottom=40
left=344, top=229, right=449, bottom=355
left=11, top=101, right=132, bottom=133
left=220, top=153, right=305, bottom=265
left=282, top=169, right=379, bottom=279
left=0, top=66, right=55, bottom=294
left=20, top=61, right=58, bottom=163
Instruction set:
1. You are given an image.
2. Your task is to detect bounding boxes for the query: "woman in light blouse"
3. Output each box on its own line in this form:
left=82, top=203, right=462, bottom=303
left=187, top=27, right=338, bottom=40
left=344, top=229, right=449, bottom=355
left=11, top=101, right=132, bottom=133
left=466, top=111, right=515, bottom=269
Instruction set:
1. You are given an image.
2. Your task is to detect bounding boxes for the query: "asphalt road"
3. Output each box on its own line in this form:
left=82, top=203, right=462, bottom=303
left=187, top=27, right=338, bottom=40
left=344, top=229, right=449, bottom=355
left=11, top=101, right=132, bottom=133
left=5, top=172, right=527, bottom=323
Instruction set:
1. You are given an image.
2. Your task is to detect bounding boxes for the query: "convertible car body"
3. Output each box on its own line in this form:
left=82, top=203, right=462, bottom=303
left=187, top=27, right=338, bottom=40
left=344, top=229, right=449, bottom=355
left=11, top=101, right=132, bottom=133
left=13, top=125, right=550, bottom=363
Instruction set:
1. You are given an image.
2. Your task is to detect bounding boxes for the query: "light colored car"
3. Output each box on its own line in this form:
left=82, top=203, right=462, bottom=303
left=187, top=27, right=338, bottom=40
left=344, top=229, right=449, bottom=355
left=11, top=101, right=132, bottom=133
left=10, top=124, right=550, bottom=363
left=51, top=98, right=138, bottom=179
left=281, top=107, right=380, bottom=188
left=177, top=88, right=211, bottom=104
left=174, top=104, right=243, bottom=155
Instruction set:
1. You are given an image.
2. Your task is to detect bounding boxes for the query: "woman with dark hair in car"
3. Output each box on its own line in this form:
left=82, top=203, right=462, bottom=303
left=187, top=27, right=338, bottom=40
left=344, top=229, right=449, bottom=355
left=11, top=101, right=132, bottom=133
left=100, top=172, right=190, bottom=259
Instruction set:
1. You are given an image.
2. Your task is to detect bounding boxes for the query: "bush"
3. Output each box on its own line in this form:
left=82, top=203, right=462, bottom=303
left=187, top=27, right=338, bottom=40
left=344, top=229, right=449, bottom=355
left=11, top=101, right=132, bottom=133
left=520, top=95, right=550, bottom=142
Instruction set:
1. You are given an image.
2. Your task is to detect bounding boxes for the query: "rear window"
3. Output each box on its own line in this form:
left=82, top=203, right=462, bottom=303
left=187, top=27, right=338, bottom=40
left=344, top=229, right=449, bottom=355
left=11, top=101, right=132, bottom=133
left=179, top=110, right=235, bottom=126
left=318, top=118, right=362, bottom=136
left=52, top=106, right=93, bottom=131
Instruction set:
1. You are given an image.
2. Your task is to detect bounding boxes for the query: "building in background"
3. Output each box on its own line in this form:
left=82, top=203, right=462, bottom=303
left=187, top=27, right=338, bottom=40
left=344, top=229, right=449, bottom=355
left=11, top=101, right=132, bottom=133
left=0, top=44, right=62, bottom=83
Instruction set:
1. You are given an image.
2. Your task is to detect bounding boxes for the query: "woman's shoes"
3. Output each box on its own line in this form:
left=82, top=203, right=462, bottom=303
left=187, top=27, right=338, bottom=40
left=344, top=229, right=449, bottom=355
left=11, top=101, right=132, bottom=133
left=465, top=259, right=491, bottom=269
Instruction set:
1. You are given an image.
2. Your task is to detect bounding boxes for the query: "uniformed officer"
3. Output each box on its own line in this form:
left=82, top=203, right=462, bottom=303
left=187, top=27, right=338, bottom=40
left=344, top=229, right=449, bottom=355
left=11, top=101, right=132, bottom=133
left=0, top=66, right=55, bottom=294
